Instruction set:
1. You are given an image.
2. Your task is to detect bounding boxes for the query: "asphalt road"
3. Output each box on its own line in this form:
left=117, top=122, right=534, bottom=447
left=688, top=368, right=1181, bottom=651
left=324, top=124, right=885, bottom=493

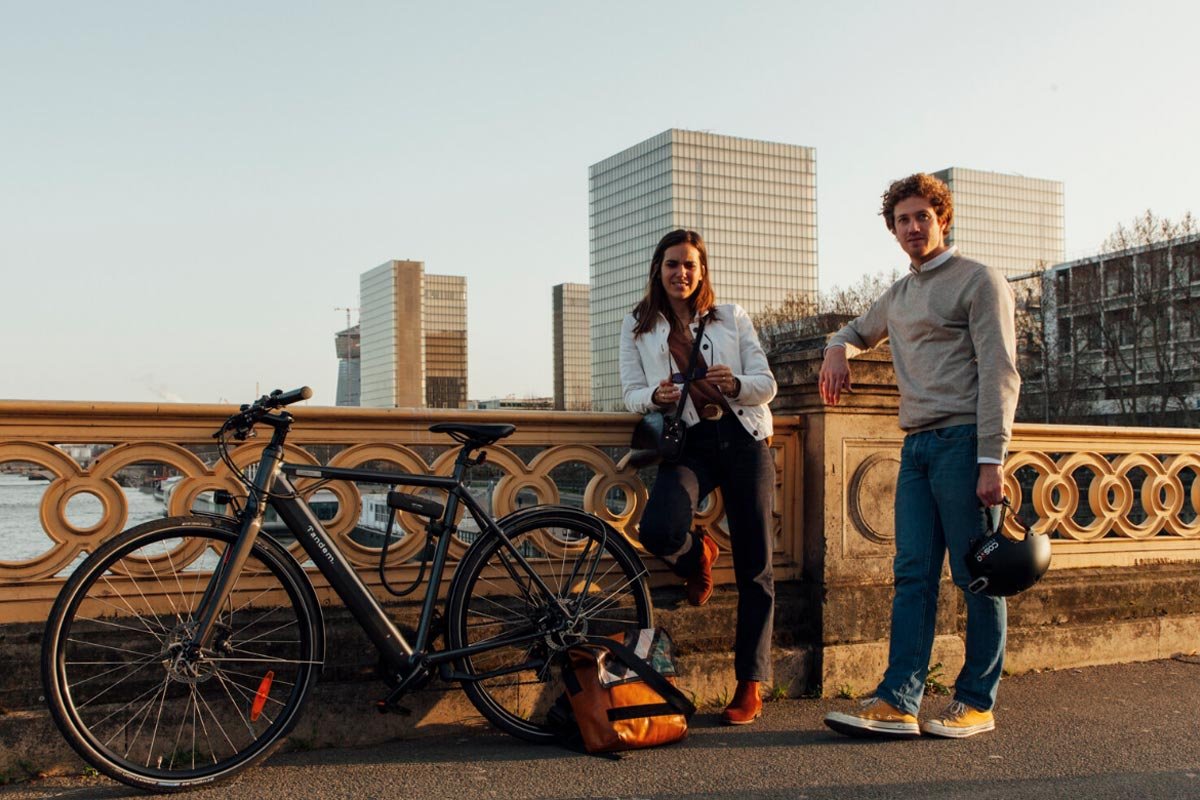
left=4, top=659, right=1198, bottom=800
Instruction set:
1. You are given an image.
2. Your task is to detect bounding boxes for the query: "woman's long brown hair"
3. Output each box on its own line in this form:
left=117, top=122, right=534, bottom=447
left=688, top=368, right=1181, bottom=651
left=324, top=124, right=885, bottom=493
left=631, top=229, right=718, bottom=336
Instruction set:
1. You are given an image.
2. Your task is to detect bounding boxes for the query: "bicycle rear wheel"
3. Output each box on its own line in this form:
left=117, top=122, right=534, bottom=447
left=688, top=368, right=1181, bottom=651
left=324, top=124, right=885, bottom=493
left=446, top=507, right=652, bottom=742
left=41, top=515, right=323, bottom=792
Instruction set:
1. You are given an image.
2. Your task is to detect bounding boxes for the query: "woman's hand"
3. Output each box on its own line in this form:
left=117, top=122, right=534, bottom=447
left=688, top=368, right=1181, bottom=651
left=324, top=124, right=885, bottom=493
left=704, top=364, right=740, bottom=397
left=652, top=378, right=681, bottom=407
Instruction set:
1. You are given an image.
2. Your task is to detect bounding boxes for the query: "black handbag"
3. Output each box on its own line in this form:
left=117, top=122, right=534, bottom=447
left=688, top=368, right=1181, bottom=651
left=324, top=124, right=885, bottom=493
left=629, top=411, right=686, bottom=468
left=628, top=315, right=707, bottom=468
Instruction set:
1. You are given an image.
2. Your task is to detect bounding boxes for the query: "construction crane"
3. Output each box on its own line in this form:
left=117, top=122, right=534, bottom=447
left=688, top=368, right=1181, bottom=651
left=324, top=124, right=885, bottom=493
left=334, top=307, right=357, bottom=330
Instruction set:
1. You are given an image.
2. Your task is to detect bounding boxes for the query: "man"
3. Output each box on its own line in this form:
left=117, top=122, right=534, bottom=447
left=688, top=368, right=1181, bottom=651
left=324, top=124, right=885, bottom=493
left=819, top=173, right=1020, bottom=739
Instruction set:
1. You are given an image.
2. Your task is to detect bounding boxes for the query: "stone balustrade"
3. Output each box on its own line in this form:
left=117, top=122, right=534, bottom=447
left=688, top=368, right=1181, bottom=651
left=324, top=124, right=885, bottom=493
left=0, top=400, right=804, bottom=623
left=3, top=369, right=1199, bottom=691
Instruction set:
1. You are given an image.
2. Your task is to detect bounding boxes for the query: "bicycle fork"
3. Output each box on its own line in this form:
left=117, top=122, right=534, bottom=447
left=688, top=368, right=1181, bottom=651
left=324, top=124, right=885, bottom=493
left=184, top=428, right=286, bottom=662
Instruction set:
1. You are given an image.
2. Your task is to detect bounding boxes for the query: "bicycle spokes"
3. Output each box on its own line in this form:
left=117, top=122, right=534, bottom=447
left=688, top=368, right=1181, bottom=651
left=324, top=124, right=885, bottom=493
left=45, top=521, right=320, bottom=788
left=449, top=511, right=652, bottom=741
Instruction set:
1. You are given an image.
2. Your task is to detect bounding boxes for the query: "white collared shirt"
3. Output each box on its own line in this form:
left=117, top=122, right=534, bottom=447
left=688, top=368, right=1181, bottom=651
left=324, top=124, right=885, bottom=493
left=909, top=246, right=958, bottom=275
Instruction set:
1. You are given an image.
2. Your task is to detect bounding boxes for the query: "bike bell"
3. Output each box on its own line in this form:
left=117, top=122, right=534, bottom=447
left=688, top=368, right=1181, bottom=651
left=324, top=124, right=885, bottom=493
left=966, top=498, right=1052, bottom=597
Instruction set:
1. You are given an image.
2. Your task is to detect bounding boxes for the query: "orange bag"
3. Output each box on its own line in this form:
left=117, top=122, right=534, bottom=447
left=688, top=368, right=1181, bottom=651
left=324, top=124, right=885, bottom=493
left=560, top=629, right=694, bottom=754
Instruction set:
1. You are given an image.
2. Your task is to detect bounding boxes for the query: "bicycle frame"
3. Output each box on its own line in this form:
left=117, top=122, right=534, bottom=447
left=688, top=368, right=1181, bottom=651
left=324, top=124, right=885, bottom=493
left=189, top=413, right=572, bottom=684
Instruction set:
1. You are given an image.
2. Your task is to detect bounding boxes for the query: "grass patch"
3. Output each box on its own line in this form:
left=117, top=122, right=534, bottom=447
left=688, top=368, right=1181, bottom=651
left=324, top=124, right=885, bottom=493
left=925, top=662, right=951, bottom=696
left=766, top=681, right=791, bottom=702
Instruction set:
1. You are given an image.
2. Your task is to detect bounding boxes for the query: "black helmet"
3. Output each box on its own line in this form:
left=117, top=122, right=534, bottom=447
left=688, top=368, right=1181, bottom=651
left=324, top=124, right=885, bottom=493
left=967, top=499, right=1051, bottom=597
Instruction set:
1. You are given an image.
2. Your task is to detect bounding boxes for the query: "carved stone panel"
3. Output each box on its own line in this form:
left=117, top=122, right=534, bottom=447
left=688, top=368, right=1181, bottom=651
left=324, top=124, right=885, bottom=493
left=842, top=439, right=903, bottom=558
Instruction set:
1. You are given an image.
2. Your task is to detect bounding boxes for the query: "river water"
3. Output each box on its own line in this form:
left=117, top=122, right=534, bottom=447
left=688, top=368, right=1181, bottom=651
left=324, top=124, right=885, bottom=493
left=1, top=473, right=594, bottom=566
left=0, top=474, right=165, bottom=562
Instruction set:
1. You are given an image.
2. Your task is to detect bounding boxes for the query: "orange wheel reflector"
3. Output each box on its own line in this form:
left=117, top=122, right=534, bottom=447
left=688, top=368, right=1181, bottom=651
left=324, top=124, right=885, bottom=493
left=250, top=670, right=275, bottom=722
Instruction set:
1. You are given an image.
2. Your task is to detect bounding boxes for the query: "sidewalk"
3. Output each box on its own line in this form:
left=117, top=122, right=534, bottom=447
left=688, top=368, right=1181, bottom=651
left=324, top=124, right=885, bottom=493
left=3, top=658, right=1198, bottom=799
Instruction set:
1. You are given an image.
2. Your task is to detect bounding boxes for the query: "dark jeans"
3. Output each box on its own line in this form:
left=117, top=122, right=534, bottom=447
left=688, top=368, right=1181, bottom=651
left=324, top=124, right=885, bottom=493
left=638, top=415, right=776, bottom=681
left=874, top=424, right=1007, bottom=715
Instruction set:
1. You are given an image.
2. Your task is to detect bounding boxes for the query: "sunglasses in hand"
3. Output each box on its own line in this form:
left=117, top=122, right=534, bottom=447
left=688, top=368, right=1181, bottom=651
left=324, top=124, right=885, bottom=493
left=670, top=367, right=708, bottom=384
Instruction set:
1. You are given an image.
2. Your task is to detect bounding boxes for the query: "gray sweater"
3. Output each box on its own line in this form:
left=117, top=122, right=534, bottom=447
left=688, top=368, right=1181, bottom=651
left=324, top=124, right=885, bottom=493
left=827, top=253, right=1021, bottom=462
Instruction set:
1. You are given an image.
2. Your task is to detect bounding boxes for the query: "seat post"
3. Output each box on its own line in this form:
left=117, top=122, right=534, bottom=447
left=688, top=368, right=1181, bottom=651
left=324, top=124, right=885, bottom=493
left=451, top=448, right=474, bottom=482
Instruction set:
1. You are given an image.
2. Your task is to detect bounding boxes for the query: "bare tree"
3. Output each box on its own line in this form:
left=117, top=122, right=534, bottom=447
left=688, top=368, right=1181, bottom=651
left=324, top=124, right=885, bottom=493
left=753, top=291, right=818, bottom=356
left=1064, top=211, right=1199, bottom=426
left=755, top=268, right=901, bottom=356
left=1011, top=271, right=1099, bottom=423
left=1102, top=209, right=1197, bottom=254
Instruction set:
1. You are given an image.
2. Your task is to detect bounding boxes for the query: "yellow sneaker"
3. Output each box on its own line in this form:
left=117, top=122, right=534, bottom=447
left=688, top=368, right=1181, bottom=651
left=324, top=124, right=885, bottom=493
left=920, top=700, right=995, bottom=738
left=824, top=697, right=920, bottom=738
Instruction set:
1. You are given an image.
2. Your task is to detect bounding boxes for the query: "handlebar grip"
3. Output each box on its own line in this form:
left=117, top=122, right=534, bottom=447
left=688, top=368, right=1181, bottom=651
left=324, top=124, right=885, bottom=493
left=274, top=386, right=313, bottom=407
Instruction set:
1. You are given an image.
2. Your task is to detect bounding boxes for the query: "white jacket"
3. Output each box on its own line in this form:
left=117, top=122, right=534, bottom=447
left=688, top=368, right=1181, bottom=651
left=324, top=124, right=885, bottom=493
left=619, top=303, right=777, bottom=440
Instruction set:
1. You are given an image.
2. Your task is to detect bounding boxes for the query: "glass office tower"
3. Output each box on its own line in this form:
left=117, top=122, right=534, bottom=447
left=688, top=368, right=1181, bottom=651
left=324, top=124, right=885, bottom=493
left=552, top=282, right=591, bottom=410
left=423, top=274, right=468, bottom=408
left=333, top=324, right=360, bottom=406
left=588, top=129, right=817, bottom=409
left=358, top=260, right=467, bottom=408
left=360, top=260, right=424, bottom=408
left=932, top=167, right=1065, bottom=277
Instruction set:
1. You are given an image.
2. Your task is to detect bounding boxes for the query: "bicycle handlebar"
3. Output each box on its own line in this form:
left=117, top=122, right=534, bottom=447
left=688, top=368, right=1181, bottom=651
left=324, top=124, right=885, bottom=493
left=215, top=386, right=313, bottom=439
left=272, top=386, right=313, bottom=407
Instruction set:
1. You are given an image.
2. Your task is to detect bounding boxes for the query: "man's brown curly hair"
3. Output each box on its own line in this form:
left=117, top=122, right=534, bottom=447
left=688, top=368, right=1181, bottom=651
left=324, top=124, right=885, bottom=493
left=880, top=173, right=954, bottom=233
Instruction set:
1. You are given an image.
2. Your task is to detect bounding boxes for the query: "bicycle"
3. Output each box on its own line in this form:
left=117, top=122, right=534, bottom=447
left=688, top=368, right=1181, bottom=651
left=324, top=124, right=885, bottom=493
left=41, top=387, right=653, bottom=792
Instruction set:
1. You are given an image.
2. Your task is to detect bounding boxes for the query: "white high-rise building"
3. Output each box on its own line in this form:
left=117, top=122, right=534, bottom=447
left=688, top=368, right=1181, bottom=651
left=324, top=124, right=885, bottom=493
left=588, top=129, right=817, bottom=409
left=932, top=167, right=1065, bottom=277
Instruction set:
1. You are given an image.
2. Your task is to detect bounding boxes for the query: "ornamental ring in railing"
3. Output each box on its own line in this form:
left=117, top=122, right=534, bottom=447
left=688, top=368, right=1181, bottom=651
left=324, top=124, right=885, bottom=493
left=0, top=439, right=757, bottom=583
left=1003, top=450, right=1200, bottom=541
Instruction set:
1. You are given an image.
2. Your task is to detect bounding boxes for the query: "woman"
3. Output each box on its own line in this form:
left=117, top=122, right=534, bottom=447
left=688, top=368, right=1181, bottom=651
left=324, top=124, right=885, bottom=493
left=619, top=228, right=777, bottom=725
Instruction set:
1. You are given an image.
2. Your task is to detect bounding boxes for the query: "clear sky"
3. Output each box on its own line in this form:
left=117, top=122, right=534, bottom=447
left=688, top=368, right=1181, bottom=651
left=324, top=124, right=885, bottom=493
left=3, top=1, right=1197, bottom=406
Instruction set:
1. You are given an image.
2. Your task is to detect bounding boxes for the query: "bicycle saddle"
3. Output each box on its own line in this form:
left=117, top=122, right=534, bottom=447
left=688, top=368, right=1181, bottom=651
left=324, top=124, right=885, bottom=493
left=429, top=422, right=516, bottom=445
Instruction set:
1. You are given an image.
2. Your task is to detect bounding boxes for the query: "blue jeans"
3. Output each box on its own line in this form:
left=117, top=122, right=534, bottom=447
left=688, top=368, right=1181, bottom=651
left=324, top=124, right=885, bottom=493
left=874, top=424, right=1007, bottom=715
left=639, top=415, right=775, bottom=682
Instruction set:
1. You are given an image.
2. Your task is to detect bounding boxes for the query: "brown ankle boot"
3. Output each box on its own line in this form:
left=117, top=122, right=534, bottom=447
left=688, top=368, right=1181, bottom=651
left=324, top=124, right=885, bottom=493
left=721, top=680, right=763, bottom=725
left=685, top=535, right=719, bottom=606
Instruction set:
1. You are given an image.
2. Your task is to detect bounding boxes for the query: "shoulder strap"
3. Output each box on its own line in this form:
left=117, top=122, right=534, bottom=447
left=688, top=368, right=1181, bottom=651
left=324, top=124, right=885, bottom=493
left=670, top=314, right=709, bottom=423
left=580, top=634, right=696, bottom=718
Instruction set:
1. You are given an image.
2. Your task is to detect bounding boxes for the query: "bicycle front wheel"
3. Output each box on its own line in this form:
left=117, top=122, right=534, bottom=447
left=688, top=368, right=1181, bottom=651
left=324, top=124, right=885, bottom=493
left=41, top=515, right=323, bottom=792
left=446, top=507, right=652, bottom=742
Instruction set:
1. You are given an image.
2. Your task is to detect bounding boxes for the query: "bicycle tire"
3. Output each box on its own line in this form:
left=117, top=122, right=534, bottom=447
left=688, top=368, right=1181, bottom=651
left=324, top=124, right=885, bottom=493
left=42, top=515, right=323, bottom=792
left=446, top=506, right=652, bottom=742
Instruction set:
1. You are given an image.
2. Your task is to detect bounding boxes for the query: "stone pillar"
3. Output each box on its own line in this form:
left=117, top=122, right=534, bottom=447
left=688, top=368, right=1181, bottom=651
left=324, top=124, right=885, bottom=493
left=770, top=339, right=964, bottom=695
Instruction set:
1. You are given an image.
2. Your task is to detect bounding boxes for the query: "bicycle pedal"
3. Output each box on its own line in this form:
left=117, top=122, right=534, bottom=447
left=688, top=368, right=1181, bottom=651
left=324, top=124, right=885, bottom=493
left=375, top=699, right=413, bottom=716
